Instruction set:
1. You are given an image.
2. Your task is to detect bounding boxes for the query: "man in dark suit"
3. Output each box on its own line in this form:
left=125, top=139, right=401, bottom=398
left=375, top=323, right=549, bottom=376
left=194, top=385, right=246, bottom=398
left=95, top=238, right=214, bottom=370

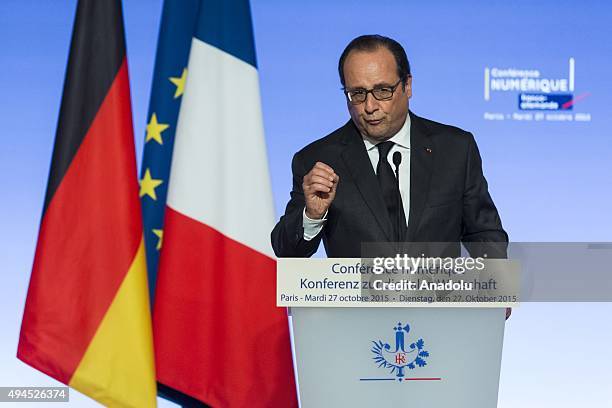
left=271, top=35, right=507, bottom=259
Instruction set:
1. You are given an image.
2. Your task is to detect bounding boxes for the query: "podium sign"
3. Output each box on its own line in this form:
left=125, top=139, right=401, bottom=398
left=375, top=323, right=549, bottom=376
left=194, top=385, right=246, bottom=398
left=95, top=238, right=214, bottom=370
left=279, top=259, right=511, bottom=408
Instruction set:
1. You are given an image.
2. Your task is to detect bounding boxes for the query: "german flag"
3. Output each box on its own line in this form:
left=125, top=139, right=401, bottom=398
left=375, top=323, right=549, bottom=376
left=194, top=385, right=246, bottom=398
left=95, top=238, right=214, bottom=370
left=17, top=1, right=156, bottom=406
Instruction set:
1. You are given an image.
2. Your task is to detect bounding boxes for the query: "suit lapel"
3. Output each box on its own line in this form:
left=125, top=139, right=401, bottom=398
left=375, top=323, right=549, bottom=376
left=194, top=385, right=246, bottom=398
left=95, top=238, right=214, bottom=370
left=340, top=122, right=394, bottom=241
left=407, top=112, right=434, bottom=241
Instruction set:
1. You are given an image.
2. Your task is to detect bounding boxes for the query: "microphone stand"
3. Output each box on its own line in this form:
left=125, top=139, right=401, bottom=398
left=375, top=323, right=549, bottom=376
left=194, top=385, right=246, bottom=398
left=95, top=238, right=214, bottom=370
left=392, top=152, right=403, bottom=245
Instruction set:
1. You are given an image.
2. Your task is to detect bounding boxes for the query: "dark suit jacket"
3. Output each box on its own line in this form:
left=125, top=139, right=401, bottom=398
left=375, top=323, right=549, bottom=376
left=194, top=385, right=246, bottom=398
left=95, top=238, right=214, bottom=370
left=271, top=111, right=508, bottom=258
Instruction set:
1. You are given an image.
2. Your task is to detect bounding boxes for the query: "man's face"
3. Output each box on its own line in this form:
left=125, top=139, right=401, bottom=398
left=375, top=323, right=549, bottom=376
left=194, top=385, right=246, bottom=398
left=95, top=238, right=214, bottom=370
left=343, top=47, right=411, bottom=141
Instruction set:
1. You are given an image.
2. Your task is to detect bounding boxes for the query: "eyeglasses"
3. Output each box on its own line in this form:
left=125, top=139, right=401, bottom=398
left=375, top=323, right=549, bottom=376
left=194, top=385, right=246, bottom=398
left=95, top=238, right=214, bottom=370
left=343, top=79, right=403, bottom=105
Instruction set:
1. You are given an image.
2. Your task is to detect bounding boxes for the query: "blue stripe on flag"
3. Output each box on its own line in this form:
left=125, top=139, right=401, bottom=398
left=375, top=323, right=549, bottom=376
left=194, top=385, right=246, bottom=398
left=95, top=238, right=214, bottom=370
left=141, top=0, right=200, bottom=302
left=194, top=0, right=257, bottom=68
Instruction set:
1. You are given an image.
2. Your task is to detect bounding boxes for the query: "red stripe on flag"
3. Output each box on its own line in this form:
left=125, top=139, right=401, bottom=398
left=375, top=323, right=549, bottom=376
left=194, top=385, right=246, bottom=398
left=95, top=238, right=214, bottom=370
left=153, top=206, right=297, bottom=407
left=18, top=61, right=141, bottom=384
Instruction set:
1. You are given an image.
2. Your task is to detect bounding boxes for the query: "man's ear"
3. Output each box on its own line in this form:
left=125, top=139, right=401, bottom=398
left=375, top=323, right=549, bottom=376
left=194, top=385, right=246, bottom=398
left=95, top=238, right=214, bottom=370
left=404, top=76, right=413, bottom=99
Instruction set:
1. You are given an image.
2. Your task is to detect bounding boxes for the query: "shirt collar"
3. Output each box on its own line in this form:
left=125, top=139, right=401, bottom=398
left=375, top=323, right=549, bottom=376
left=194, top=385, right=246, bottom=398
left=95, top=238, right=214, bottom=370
left=362, top=114, right=411, bottom=151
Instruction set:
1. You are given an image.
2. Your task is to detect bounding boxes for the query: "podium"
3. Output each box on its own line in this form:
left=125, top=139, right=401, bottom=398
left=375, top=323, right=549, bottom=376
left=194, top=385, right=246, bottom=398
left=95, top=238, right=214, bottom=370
left=279, top=258, right=512, bottom=408
left=290, top=307, right=505, bottom=407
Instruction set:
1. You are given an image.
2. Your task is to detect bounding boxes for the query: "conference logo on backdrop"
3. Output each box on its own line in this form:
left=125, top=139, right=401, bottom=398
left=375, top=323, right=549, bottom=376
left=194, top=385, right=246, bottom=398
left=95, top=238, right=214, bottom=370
left=360, top=322, right=441, bottom=383
left=483, top=58, right=591, bottom=122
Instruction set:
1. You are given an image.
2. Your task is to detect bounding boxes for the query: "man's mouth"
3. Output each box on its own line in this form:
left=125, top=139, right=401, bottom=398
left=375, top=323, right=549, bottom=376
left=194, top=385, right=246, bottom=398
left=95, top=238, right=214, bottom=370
left=365, top=118, right=383, bottom=126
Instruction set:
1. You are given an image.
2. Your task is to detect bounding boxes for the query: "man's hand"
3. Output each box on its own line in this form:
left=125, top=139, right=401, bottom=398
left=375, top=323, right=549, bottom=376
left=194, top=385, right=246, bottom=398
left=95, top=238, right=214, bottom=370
left=303, top=162, right=339, bottom=219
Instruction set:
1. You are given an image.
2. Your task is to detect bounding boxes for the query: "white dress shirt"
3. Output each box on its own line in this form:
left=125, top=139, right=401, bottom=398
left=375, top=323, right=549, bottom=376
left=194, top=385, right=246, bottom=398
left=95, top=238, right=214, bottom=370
left=303, top=115, right=411, bottom=240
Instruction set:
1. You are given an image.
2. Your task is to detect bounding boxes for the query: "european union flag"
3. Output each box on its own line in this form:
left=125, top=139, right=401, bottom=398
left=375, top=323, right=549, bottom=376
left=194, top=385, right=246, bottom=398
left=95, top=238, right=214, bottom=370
left=140, top=0, right=200, bottom=302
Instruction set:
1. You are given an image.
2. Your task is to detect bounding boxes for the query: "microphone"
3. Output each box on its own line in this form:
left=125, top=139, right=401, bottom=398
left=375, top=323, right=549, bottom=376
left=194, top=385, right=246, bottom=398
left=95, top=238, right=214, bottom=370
left=392, top=152, right=403, bottom=242
left=392, top=151, right=402, bottom=174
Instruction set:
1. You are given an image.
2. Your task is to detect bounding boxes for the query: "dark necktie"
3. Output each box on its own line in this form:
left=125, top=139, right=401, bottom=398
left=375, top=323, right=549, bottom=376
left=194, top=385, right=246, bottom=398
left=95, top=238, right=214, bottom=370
left=376, top=141, right=407, bottom=241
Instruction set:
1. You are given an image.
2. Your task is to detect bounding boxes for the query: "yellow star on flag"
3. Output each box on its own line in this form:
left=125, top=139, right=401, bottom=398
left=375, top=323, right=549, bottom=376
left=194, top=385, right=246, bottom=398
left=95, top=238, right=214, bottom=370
left=139, top=168, right=163, bottom=200
left=146, top=113, right=169, bottom=145
left=169, top=68, right=187, bottom=99
left=152, top=229, right=163, bottom=250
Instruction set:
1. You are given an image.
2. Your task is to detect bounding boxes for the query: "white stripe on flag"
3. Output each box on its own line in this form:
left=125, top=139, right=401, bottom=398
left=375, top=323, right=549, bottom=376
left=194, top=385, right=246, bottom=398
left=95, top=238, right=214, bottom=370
left=168, top=38, right=276, bottom=259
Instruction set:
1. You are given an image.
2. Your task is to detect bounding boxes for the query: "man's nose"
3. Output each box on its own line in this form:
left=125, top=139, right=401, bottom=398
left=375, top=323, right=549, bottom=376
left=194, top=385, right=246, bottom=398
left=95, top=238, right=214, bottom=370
left=364, top=92, right=379, bottom=114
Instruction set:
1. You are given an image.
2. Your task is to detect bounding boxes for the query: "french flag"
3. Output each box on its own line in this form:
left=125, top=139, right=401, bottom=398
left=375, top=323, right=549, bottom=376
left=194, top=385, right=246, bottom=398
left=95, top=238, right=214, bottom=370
left=151, top=1, right=298, bottom=406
